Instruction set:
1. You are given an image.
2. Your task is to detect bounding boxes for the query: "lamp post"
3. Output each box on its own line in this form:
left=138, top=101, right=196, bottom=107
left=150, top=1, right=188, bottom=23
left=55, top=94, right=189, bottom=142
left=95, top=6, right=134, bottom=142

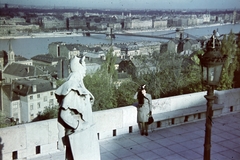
left=198, top=30, right=227, bottom=160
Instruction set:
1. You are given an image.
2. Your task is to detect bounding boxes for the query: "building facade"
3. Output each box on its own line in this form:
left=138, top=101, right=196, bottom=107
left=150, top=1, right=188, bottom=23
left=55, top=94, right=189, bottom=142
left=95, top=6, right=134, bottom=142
left=1, top=78, right=58, bottom=123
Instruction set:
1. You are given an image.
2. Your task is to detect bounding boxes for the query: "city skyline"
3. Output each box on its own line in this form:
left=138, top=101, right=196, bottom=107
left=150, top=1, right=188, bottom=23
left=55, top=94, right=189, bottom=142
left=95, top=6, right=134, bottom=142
left=1, top=0, right=240, bottom=10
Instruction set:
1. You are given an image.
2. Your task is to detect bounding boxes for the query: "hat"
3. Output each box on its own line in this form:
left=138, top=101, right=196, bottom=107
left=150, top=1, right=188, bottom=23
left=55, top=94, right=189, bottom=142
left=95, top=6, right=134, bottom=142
left=139, top=84, right=146, bottom=91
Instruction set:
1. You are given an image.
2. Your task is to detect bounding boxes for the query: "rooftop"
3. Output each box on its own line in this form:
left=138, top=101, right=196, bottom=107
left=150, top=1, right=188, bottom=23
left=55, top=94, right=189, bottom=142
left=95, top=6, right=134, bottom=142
left=3, top=63, right=44, bottom=77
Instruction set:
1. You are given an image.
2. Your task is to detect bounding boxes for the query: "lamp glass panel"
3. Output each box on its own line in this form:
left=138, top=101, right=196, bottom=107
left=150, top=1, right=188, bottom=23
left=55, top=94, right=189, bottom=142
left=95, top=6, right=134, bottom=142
left=202, top=64, right=224, bottom=85
left=202, top=66, right=207, bottom=83
left=213, top=65, right=223, bottom=83
left=206, top=65, right=223, bottom=85
left=208, top=67, right=215, bottom=82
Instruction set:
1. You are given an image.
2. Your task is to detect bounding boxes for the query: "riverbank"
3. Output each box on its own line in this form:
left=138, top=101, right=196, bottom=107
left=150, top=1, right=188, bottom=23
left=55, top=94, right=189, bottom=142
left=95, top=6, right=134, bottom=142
left=0, top=22, right=233, bottom=40
left=122, top=22, right=232, bottom=34
left=1, top=23, right=239, bottom=59
left=0, top=31, right=84, bottom=40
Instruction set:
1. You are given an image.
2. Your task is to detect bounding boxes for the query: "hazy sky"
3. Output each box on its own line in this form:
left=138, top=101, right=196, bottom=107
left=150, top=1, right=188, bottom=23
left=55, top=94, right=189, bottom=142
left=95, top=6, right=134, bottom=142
left=1, top=0, right=240, bottom=10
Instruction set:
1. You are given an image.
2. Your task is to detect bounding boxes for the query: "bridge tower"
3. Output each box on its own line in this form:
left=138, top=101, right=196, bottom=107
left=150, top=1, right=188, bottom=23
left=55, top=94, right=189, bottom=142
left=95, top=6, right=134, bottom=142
left=175, top=28, right=184, bottom=40
left=107, top=24, right=115, bottom=45
left=107, top=26, right=113, bottom=35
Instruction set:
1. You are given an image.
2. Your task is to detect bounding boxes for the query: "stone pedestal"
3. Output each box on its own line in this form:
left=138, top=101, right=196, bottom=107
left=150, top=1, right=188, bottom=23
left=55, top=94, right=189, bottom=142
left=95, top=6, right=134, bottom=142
left=69, top=124, right=100, bottom=160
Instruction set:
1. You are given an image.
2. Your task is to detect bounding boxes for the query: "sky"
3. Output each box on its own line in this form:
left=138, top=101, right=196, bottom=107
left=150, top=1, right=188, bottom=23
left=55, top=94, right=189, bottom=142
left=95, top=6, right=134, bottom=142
left=1, top=0, right=240, bottom=10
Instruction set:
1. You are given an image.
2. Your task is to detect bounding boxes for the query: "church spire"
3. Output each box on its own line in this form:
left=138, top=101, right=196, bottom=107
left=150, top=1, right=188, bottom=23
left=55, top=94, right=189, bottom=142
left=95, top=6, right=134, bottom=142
left=8, top=40, right=15, bottom=64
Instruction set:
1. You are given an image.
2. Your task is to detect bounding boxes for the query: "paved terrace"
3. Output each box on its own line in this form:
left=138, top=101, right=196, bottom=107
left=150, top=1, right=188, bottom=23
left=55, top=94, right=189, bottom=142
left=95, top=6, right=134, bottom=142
left=29, top=112, right=240, bottom=160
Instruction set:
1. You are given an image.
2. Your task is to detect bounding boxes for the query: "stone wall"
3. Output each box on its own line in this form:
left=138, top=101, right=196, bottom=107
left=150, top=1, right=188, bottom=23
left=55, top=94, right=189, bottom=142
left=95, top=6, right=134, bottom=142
left=0, top=88, right=240, bottom=160
left=215, top=88, right=240, bottom=113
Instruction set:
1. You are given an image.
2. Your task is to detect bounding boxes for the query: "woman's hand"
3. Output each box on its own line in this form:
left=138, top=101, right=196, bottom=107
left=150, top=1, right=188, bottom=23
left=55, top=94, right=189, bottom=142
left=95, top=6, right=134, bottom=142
left=149, top=111, right=152, bottom=116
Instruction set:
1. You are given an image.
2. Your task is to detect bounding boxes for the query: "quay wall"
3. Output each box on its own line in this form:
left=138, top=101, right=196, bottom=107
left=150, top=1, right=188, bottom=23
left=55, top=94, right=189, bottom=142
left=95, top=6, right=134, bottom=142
left=0, top=88, right=240, bottom=160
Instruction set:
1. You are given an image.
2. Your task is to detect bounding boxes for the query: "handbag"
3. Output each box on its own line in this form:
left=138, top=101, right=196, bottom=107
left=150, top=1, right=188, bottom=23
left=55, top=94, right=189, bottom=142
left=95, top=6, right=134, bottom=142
left=148, top=115, right=154, bottom=125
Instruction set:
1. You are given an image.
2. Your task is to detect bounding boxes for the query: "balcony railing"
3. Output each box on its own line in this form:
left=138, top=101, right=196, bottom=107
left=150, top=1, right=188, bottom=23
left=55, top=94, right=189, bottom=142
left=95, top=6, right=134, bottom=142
left=1, top=88, right=240, bottom=160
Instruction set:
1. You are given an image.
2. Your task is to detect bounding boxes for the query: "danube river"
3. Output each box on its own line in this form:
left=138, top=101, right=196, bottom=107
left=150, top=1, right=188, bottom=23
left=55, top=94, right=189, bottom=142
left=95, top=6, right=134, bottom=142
left=0, top=23, right=240, bottom=59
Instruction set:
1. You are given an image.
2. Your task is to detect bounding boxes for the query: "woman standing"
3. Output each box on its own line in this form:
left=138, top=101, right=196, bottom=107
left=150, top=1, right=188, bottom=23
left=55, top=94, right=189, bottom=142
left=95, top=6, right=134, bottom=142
left=134, top=85, right=153, bottom=136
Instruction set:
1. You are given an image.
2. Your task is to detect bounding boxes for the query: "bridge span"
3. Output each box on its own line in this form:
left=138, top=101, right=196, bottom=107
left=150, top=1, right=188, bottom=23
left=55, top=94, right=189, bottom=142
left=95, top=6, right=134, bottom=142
left=80, top=28, right=208, bottom=42
left=81, top=29, right=239, bottom=42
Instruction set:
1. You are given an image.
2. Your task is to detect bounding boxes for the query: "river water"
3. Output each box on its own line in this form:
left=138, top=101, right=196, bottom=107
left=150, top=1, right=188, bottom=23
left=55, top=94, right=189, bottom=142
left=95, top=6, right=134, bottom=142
left=0, top=23, right=239, bottom=59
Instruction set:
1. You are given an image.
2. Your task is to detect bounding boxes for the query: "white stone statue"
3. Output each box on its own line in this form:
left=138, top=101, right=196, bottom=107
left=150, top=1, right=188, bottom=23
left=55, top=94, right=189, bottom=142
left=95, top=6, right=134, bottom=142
left=55, top=56, right=100, bottom=160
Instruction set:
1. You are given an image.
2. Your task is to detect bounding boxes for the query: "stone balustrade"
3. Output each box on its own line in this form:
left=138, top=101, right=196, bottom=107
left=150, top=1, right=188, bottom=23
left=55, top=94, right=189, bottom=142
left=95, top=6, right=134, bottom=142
left=0, top=88, right=240, bottom=160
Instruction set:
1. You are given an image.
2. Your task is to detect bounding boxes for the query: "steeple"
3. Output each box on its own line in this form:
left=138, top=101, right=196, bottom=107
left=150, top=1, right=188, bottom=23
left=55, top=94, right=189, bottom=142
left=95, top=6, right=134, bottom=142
left=8, top=40, right=15, bottom=64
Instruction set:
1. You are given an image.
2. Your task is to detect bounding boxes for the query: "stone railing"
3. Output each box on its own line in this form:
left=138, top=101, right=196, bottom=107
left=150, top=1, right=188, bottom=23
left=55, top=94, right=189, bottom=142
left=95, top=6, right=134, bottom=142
left=1, top=88, right=240, bottom=160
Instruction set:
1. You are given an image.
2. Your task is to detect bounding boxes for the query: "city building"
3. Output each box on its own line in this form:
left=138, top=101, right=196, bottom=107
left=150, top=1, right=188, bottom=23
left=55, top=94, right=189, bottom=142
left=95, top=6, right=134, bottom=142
left=31, top=54, right=61, bottom=66
left=131, top=17, right=152, bottom=29
left=0, top=50, right=8, bottom=70
left=137, top=41, right=161, bottom=56
left=1, top=78, right=58, bottom=123
left=68, top=16, right=87, bottom=29
left=183, top=38, right=201, bottom=51
left=0, top=6, right=239, bottom=36
left=118, top=58, right=157, bottom=78
left=153, top=19, right=168, bottom=29
left=42, top=16, right=66, bottom=30
left=2, top=63, right=45, bottom=83
left=31, top=54, right=69, bottom=79
left=167, top=39, right=179, bottom=53
left=49, top=42, right=83, bottom=58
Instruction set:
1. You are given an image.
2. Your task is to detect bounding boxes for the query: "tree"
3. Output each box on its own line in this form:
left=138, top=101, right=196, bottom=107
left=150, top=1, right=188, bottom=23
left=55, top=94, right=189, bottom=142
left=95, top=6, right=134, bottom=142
left=151, top=52, right=186, bottom=97
left=84, top=69, right=117, bottom=111
left=56, top=79, right=65, bottom=87
left=181, top=61, right=202, bottom=93
left=219, top=30, right=238, bottom=90
left=84, top=48, right=118, bottom=111
left=101, top=48, right=118, bottom=82
left=135, top=50, right=203, bottom=98
left=0, top=111, right=15, bottom=128
left=32, top=106, right=59, bottom=122
left=138, top=71, right=162, bottom=99
left=233, top=32, right=240, bottom=88
left=115, top=80, right=137, bottom=107
left=184, top=50, right=204, bottom=93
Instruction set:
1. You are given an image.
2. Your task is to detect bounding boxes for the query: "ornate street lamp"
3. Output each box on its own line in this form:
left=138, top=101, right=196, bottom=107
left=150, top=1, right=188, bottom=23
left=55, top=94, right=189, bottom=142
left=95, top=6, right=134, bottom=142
left=198, top=30, right=227, bottom=160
